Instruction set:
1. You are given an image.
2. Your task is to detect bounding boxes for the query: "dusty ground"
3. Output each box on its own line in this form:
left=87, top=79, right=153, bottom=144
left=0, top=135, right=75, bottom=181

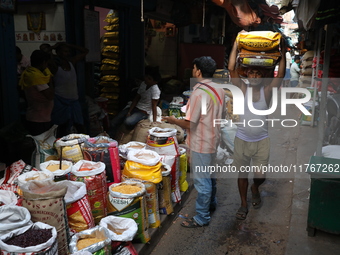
left=150, top=106, right=301, bottom=255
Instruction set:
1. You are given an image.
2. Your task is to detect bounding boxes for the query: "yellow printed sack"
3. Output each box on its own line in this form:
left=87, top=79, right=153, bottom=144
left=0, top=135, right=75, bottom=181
left=237, top=31, right=281, bottom=52
left=123, top=161, right=162, bottom=184
left=238, top=48, right=281, bottom=68
left=179, top=148, right=188, bottom=192
left=102, top=58, right=120, bottom=66
left=104, top=31, right=119, bottom=38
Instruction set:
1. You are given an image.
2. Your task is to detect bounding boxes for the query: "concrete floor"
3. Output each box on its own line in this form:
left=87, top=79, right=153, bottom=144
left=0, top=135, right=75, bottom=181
left=149, top=104, right=340, bottom=255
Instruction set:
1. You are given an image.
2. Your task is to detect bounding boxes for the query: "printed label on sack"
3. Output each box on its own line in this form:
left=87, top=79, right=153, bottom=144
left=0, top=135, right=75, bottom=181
left=243, top=58, right=274, bottom=66
left=64, top=147, right=80, bottom=156
left=109, top=196, right=134, bottom=211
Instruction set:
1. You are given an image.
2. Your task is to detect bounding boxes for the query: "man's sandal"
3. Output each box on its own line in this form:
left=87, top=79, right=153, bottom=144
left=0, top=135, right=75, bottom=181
left=181, top=218, right=209, bottom=228
left=236, top=206, right=248, bottom=220
left=252, top=191, right=262, bottom=209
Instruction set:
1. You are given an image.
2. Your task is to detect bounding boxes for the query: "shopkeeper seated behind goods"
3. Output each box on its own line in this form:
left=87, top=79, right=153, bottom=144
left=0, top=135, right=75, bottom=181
left=109, top=66, right=161, bottom=138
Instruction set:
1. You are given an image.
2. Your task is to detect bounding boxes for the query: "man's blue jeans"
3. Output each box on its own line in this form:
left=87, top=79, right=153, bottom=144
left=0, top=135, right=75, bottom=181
left=191, top=151, right=217, bottom=226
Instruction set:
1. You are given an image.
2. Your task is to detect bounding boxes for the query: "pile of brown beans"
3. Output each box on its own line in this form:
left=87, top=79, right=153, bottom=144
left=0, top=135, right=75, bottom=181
left=5, top=228, right=52, bottom=248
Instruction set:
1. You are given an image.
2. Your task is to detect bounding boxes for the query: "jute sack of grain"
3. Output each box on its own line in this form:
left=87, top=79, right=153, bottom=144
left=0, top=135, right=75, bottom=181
left=146, top=127, right=181, bottom=202
left=131, top=119, right=184, bottom=144
left=21, top=180, right=69, bottom=255
left=17, top=170, right=54, bottom=196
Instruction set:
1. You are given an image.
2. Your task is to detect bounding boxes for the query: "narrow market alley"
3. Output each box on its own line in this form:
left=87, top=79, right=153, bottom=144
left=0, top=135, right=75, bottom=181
left=1, top=1, right=340, bottom=255
left=150, top=103, right=340, bottom=255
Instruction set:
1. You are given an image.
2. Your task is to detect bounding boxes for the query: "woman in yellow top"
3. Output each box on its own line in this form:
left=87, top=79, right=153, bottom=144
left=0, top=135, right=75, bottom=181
left=19, top=50, right=54, bottom=136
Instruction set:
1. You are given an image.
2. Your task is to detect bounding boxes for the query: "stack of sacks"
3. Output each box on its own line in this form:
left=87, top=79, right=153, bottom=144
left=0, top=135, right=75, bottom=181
left=313, top=49, right=340, bottom=92
left=299, top=50, right=314, bottom=88
left=236, top=31, right=282, bottom=72
left=101, top=10, right=121, bottom=117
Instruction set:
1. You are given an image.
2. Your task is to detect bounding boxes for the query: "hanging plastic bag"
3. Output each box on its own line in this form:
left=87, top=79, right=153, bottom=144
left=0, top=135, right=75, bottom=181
left=221, top=123, right=237, bottom=152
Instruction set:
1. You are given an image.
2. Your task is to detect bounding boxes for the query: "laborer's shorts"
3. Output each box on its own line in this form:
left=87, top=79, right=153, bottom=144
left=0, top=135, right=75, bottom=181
left=290, top=80, right=299, bottom=87
left=233, top=137, right=270, bottom=177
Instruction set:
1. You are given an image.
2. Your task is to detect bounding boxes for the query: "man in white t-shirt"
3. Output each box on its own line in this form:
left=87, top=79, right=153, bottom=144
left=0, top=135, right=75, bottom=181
left=109, top=66, right=161, bottom=138
left=290, top=55, right=301, bottom=87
